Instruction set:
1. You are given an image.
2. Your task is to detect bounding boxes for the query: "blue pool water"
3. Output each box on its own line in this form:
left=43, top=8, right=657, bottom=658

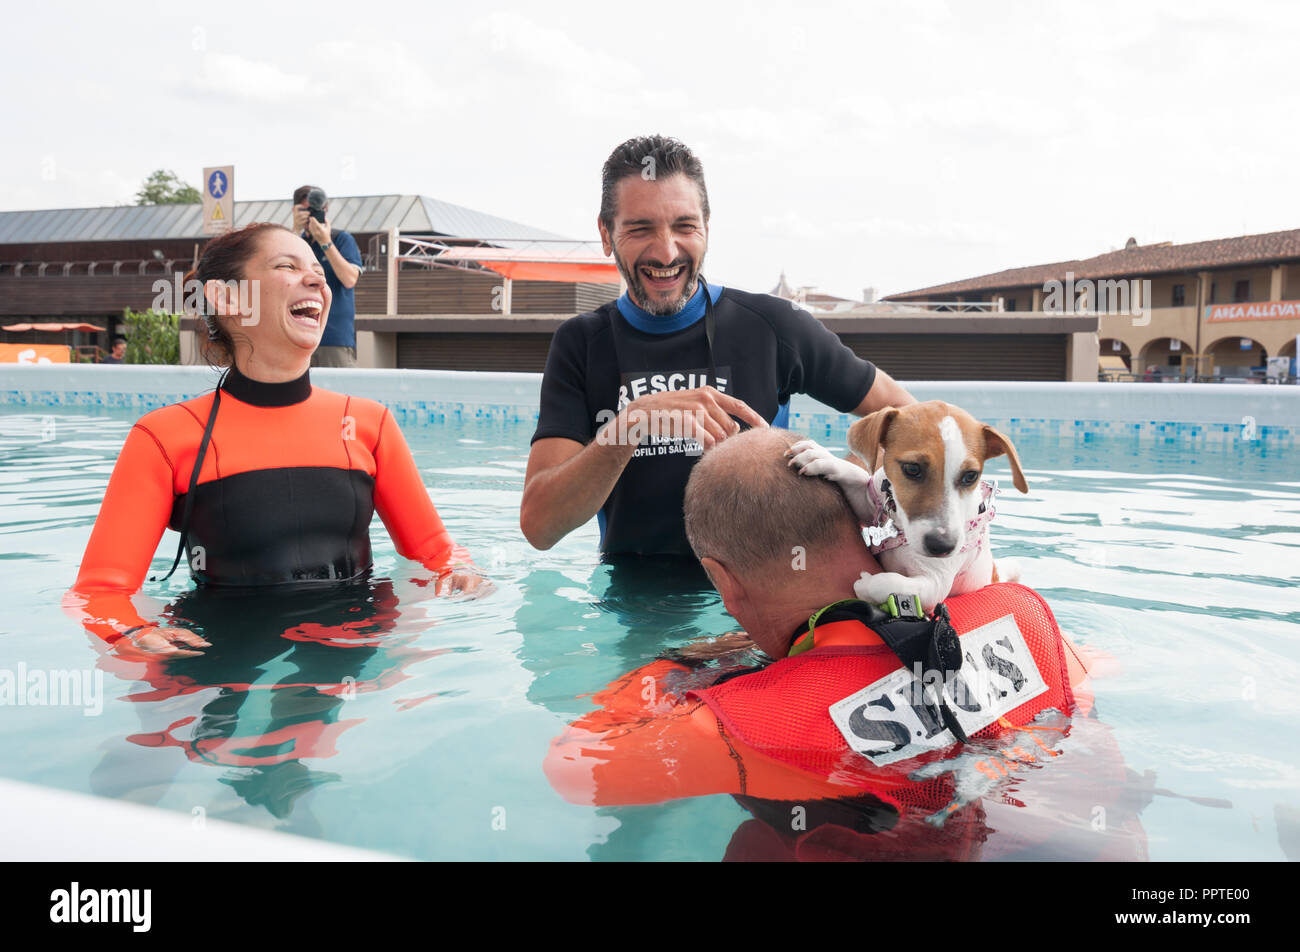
left=1, top=405, right=1297, bottom=860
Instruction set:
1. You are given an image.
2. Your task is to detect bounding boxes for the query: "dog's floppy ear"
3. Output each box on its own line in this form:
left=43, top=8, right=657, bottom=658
left=982, top=425, right=1028, bottom=493
left=848, top=407, right=899, bottom=471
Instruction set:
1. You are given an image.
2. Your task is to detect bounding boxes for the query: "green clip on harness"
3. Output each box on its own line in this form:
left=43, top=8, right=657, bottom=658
left=789, top=592, right=970, bottom=743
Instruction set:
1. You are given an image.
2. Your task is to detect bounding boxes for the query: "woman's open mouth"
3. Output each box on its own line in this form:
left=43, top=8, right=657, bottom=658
left=289, top=299, right=324, bottom=326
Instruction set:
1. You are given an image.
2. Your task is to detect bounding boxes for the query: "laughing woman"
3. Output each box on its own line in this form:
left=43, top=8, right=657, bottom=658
left=64, top=222, right=486, bottom=659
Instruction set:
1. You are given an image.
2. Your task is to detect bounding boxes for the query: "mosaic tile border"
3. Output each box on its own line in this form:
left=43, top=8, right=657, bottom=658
left=3, top=387, right=1293, bottom=449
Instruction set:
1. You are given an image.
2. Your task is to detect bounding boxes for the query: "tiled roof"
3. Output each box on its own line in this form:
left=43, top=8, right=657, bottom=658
left=886, top=228, right=1300, bottom=300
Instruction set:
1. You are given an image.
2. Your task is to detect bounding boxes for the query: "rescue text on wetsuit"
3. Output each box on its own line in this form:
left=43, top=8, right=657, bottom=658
left=532, top=285, right=878, bottom=556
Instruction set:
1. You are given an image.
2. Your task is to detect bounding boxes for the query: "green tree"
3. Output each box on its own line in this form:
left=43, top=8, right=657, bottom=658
left=123, top=308, right=180, bottom=364
left=135, top=169, right=201, bottom=205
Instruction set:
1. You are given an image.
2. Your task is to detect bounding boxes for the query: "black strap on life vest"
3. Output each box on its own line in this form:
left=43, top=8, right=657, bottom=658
left=700, top=273, right=719, bottom=389
left=150, top=368, right=228, bottom=583
left=792, top=599, right=970, bottom=743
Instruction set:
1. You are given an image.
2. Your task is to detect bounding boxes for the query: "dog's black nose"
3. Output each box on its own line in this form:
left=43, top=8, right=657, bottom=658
left=923, top=531, right=956, bottom=557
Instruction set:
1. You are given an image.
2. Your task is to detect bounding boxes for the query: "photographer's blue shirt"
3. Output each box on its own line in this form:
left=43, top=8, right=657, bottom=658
left=303, top=230, right=363, bottom=348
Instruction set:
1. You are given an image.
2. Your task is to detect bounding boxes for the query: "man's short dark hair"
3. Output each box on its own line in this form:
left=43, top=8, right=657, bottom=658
left=292, top=185, right=324, bottom=206
left=684, top=429, right=862, bottom=578
left=599, top=136, right=709, bottom=232
left=112, top=337, right=126, bottom=346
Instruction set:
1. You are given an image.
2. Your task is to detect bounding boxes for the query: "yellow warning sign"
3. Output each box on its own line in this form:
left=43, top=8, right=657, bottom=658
left=210, top=203, right=224, bottom=221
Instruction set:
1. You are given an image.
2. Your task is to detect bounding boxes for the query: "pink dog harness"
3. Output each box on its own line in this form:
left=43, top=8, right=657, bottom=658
left=864, top=477, right=999, bottom=556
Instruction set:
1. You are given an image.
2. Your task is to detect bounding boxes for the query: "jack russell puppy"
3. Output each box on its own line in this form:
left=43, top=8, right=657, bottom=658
left=786, top=401, right=1028, bottom=613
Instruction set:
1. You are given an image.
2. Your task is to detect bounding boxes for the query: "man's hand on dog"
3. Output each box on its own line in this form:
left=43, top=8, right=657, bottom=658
left=620, top=386, right=766, bottom=450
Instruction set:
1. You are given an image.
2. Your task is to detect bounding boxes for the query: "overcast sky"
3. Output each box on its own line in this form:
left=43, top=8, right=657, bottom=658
left=3, top=0, right=1296, bottom=300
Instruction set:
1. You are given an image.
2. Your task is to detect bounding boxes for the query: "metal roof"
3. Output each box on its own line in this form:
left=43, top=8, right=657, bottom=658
left=0, top=194, right=575, bottom=245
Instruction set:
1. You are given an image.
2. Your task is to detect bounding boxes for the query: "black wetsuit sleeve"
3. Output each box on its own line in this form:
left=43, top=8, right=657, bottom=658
left=532, top=318, right=594, bottom=445
left=778, top=305, right=877, bottom=413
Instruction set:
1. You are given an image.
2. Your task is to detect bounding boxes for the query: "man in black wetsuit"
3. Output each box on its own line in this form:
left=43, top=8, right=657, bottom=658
left=521, top=135, right=915, bottom=559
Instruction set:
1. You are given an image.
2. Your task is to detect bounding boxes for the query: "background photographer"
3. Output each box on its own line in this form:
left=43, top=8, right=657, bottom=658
left=291, top=185, right=363, bottom=367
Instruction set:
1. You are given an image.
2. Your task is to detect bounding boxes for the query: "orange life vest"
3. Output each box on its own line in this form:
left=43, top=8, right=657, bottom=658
left=689, top=582, right=1075, bottom=816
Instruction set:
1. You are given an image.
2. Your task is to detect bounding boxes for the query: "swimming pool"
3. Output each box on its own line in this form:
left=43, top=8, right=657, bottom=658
left=1, top=367, right=1297, bottom=860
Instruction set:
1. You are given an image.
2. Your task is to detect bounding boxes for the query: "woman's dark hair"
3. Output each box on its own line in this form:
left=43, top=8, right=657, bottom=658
left=599, top=135, right=709, bottom=234
left=185, top=222, right=290, bottom=366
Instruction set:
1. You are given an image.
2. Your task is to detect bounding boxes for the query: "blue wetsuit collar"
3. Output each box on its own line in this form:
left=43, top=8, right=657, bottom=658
left=616, top=280, right=724, bottom=335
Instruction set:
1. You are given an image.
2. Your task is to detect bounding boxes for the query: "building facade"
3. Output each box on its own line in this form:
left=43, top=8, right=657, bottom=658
left=885, top=229, right=1300, bottom=381
left=1, top=199, right=1104, bottom=381
left=0, top=195, right=618, bottom=367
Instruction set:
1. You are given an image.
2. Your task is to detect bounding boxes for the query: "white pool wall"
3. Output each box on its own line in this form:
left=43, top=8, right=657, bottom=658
left=0, top=778, right=404, bottom=861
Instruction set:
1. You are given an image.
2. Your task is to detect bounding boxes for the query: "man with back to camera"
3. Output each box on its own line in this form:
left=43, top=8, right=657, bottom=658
left=291, top=185, right=363, bottom=368
left=520, top=135, right=916, bottom=559
left=543, top=428, right=1147, bottom=862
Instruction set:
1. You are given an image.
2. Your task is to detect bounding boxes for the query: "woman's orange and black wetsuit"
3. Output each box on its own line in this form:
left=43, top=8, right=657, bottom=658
left=64, top=366, right=472, bottom=644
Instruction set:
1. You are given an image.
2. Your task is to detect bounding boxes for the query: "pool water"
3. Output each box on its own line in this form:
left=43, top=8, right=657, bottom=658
left=1, top=406, right=1297, bottom=861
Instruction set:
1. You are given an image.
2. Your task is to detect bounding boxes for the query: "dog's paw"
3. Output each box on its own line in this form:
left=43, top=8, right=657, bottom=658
left=786, top=440, right=868, bottom=486
left=994, top=557, right=1023, bottom=584
left=856, top=571, right=943, bottom=613
left=854, top=571, right=907, bottom=605
left=786, top=439, right=836, bottom=473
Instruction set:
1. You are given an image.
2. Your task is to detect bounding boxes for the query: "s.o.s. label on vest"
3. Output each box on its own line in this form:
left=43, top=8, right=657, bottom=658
left=829, top=614, right=1050, bottom=766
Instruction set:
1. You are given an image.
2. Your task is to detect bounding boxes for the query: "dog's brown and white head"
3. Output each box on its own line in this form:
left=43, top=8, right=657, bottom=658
left=848, top=401, right=1027, bottom=558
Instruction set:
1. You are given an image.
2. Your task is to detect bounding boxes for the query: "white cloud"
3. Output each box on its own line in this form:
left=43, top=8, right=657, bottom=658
left=187, top=51, right=314, bottom=102
left=474, top=10, right=636, bottom=82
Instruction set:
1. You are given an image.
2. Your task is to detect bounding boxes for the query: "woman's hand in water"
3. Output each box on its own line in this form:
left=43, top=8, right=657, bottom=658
left=436, top=570, right=495, bottom=599
left=113, top=625, right=210, bottom=660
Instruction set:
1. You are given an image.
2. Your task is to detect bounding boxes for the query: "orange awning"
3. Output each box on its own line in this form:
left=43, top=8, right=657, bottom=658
left=3, top=322, right=104, bottom=333
left=434, top=247, right=620, bottom=284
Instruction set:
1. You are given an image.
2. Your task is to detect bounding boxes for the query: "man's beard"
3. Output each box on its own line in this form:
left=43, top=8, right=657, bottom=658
left=613, top=250, right=703, bottom=316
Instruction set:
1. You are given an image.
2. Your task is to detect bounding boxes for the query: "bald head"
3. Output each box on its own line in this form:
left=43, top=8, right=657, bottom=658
left=684, top=428, right=863, bottom=581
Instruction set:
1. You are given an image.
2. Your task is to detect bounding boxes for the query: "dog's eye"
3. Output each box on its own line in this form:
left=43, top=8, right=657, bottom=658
left=960, top=470, right=979, bottom=486
left=900, top=462, right=924, bottom=481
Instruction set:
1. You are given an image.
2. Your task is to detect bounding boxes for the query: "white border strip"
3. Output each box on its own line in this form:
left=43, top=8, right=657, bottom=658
left=0, top=778, right=406, bottom=862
